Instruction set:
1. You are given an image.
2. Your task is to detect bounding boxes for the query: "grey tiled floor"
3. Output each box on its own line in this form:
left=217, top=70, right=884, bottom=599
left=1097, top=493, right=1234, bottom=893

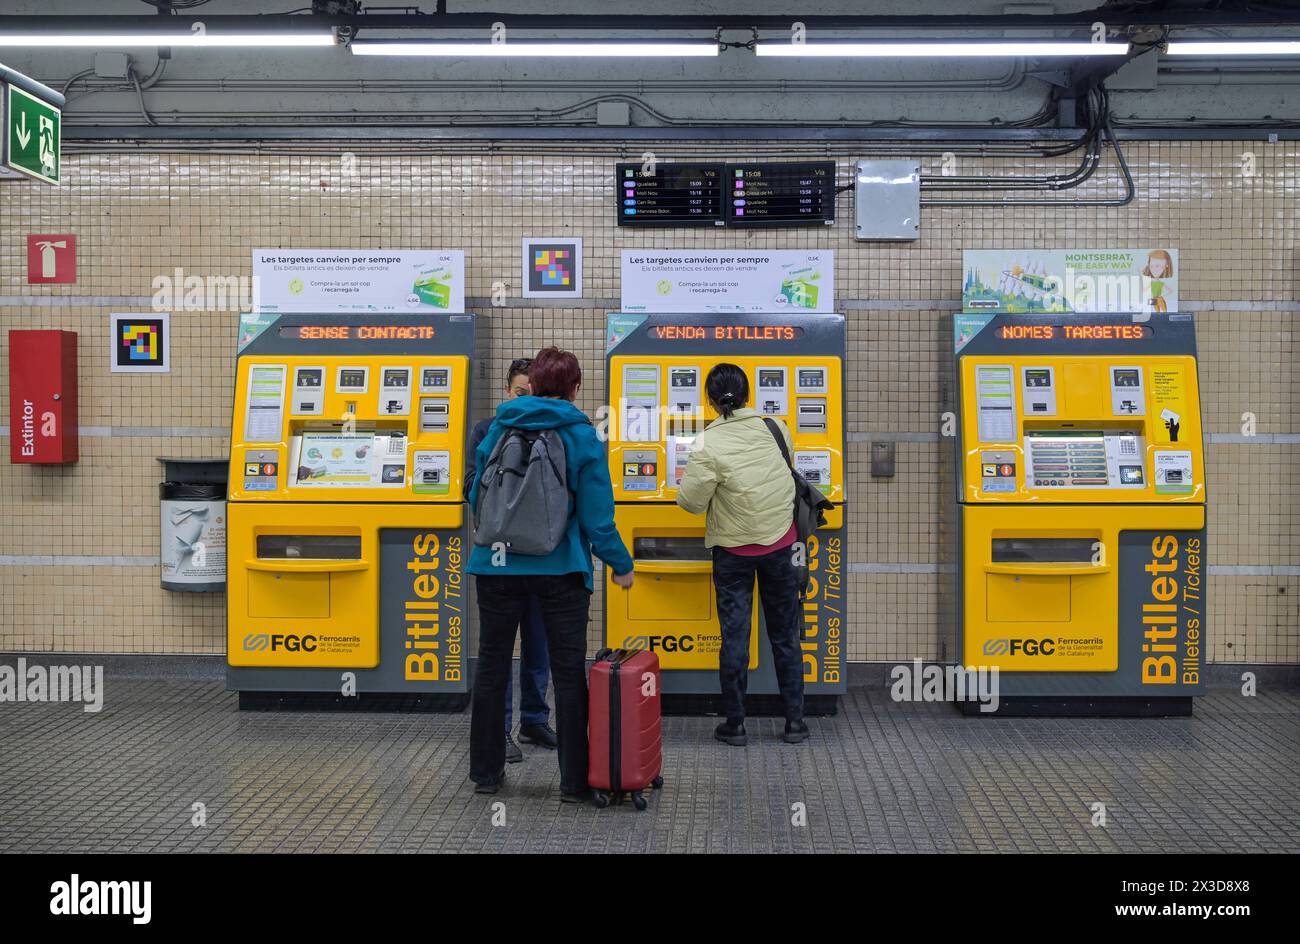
left=0, top=679, right=1296, bottom=853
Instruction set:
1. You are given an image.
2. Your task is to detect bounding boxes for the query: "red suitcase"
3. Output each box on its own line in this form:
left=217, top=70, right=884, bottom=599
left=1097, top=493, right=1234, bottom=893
left=588, top=648, right=664, bottom=810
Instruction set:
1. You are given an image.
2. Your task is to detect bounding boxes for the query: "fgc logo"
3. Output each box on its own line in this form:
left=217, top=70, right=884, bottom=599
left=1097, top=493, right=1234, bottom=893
left=622, top=634, right=695, bottom=654
left=243, top=633, right=318, bottom=653
left=984, top=638, right=1055, bottom=657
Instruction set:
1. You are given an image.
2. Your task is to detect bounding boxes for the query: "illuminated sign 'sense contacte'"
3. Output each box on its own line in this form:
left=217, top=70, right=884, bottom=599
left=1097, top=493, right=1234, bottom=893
left=279, top=325, right=437, bottom=341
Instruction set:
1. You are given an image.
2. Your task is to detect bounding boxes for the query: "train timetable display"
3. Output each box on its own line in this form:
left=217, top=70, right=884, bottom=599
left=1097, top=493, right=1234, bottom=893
left=617, top=163, right=725, bottom=226
left=727, top=162, right=837, bottom=226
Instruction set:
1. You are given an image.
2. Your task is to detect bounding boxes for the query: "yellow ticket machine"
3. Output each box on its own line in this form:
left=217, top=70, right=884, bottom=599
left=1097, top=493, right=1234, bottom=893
left=604, top=313, right=847, bottom=713
left=953, top=311, right=1206, bottom=715
left=226, top=313, right=475, bottom=708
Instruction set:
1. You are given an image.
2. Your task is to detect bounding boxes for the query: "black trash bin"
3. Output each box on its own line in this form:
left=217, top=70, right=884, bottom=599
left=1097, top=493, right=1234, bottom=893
left=157, top=457, right=228, bottom=592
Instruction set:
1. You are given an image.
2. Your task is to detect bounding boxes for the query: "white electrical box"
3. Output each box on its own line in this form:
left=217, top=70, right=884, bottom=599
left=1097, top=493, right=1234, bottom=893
left=854, top=159, right=921, bottom=241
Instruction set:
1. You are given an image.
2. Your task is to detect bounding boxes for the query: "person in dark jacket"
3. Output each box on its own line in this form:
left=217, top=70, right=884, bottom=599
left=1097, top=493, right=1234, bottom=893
left=466, top=357, right=556, bottom=764
left=467, top=347, right=634, bottom=803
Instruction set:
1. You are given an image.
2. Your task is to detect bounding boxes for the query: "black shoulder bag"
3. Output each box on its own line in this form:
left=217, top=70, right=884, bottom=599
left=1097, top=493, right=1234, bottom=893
left=762, top=417, right=834, bottom=596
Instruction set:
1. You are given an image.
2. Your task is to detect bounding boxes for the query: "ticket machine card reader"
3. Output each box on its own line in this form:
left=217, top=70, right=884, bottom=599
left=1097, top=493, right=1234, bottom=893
left=1021, top=366, right=1056, bottom=416
left=292, top=366, right=326, bottom=416
left=1110, top=366, right=1146, bottom=416
left=668, top=366, right=701, bottom=416
left=380, top=367, right=413, bottom=417
left=756, top=366, right=789, bottom=415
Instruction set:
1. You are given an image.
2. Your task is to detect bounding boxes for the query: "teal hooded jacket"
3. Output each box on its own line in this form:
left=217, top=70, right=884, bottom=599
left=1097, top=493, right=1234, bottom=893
left=467, top=396, right=633, bottom=590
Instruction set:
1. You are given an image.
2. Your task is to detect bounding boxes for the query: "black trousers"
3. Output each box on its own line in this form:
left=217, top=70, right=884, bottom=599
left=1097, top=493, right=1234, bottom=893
left=470, top=572, right=591, bottom=793
left=712, top=545, right=806, bottom=725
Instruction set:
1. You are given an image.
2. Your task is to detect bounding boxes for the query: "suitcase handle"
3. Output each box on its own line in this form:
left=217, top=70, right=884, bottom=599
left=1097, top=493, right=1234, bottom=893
left=595, top=647, right=641, bottom=666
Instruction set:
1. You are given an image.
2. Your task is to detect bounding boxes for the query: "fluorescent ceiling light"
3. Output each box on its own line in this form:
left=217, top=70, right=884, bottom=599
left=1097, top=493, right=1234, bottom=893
left=755, top=41, right=1130, bottom=57
left=350, top=40, right=718, bottom=57
left=1166, top=41, right=1300, bottom=56
left=0, top=32, right=336, bottom=47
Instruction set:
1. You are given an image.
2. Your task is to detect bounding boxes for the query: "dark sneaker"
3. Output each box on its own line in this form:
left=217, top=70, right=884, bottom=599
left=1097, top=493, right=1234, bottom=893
left=505, top=733, right=524, bottom=764
left=714, top=721, right=748, bottom=746
left=473, top=776, right=503, bottom=795
left=560, top=788, right=591, bottom=804
left=519, top=723, right=558, bottom=749
left=783, top=720, right=810, bottom=744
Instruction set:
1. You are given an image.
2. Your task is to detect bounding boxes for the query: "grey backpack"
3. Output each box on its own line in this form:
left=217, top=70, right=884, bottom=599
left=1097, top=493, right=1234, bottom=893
left=473, top=427, right=573, bottom=556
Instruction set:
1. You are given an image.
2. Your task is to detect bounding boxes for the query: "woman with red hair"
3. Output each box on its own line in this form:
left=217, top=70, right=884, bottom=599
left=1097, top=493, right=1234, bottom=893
left=467, top=346, right=634, bottom=804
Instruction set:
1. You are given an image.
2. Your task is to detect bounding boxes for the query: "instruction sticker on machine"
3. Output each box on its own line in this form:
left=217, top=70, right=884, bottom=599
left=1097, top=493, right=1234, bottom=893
left=244, top=365, right=286, bottom=443
left=1151, top=366, right=1187, bottom=443
left=621, top=363, right=661, bottom=442
left=1154, top=450, right=1193, bottom=495
left=293, top=432, right=378, bottom=485
left=795, top=451, right=832, bottom=493
left=412, top=450, right=451, bottom=494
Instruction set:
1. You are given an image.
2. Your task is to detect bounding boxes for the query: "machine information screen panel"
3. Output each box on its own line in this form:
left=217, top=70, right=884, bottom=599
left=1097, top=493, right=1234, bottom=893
left=617, top=163, right=725, bottom=226
left=726, top=162, right=836, bottom=226
left=1024, top=430, right=1145, bottom=488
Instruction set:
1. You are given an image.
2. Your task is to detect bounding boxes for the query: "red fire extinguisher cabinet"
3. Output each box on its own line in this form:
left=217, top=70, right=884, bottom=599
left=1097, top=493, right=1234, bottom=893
left=8, top=330, right=78, bottom=464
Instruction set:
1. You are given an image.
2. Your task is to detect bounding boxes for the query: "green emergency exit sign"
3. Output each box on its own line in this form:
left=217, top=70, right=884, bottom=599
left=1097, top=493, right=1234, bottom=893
left=4, top=83, right=61, bottom=185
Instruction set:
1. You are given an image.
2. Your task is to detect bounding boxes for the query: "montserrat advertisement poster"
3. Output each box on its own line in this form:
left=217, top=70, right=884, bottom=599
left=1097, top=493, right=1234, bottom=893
left=962, top=248, right=1178, bottom=315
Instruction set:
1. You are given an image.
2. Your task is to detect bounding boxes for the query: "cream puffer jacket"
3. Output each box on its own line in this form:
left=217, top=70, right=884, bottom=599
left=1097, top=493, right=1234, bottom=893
left=675, top=407, right=795, bottom=548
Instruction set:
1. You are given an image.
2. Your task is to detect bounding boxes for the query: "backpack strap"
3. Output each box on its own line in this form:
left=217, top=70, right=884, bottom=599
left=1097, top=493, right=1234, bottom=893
left=762, top=417, right=795, bottom=471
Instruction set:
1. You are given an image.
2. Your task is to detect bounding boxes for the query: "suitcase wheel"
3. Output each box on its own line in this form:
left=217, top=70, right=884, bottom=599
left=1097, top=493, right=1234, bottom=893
left=651, top=775, right=664, bottom=790
left=591, top=790, right=611, bottom=809
left=632, top=792, right=648, bottom=812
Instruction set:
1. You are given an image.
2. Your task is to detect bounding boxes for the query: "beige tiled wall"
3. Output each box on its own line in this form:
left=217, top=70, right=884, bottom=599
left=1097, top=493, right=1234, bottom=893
left=1, top=140, right=1296, bottom=663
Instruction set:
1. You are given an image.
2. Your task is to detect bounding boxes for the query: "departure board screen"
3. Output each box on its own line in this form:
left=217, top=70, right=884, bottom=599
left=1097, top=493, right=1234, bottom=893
left=617, top=163, right=725, bottom=226
left=726, top=162, right=837, bottom=226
